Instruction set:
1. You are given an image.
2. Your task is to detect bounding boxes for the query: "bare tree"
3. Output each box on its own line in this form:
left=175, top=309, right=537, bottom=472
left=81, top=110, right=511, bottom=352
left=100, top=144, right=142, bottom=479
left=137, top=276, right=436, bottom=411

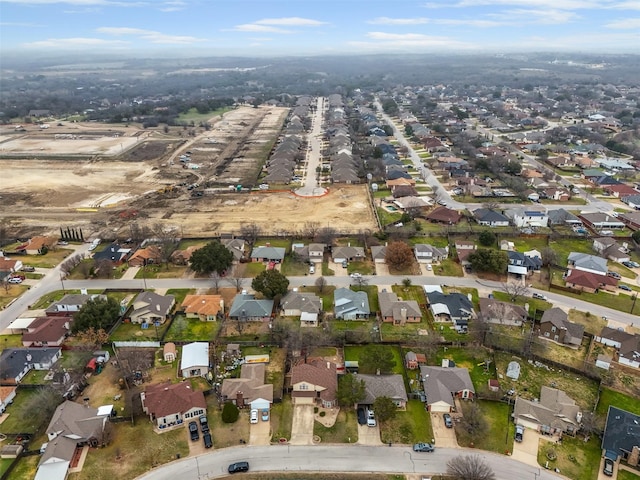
left=129, top=222, right=150, bottom=245
left=351, top=275, right=369, bottom=289
left=315, top=226, right=337, bottom=246
left=210, top=271, right=222, bottom=293
left=541, top=246, right=559, bottom=268
left=315, top=276, right=327, bottom=293
left=240, top=223, right=261, bottom=249
left=227, top=266, right=246, bottom=292
left=94, top=258, right=114, bottom=278
left=1, top=278, right=10, bottom=294
left=447, top=455, right=496, bottom=480
left=502, top=281, right=530, bottom=302
left=75, top=327, right=110, bottom=350
left=153, top=223, right=179, bottom=269
left=459, top=403, right=488, bottom=442
left=579, top=411, right=600, bottom=440
left=303, top=221, right=320, bottom=238
left=78, top=259, right=94, bottom=279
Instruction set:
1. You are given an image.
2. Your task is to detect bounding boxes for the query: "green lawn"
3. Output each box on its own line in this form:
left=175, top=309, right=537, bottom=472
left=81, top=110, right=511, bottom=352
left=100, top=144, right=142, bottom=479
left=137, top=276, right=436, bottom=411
left=0, top=388, right=61, bottom=434
left=435, top=347, right=496, bottom=395
left=380, top=320, right=432, bottom=343
left=596, top=388, right=640, bottom=416
left=377, top=207, right=403, bottom=226
left=347, top=260, right=376, bottom=276
left=176, top=106, right=232, bottom=123
left=618, top=470, right=640, bottom=480
left=391, top=284, right=426, bottom=304
left=0, top=334, right=22, bottom=348
left=455, top=400, right=514, bottom=454
left=4, top=455, right=39, bottom=480
left=380, top=399, right=433, bottom=445
left=433, top=259, right=463, bottom=277
left=244, top=261, right=266, bottom=276
left=281, top=256, right=311, bottom=276
left=549, top=279, right=640, bottom=316
left=547, top=238, right=593, bottom=265
left=536, top=435, right=602, bottom=480
left=343, top=345, right=404, bottom=375
left=313, top=408, right=359, bottom=443
left=164, top=315, right=221, bottom=342
left=271, top=396, right=294, bottom=441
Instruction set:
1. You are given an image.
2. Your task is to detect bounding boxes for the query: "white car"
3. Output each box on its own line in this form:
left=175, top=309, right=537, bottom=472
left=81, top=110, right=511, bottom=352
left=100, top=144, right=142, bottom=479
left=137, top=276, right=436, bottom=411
left=250, top=409, right=258, bottom=424
left=350, top=273, right=362, bottom=279
left=8, top=277, right=23, bottom=284
left=367, top=410, right=376, bottom=427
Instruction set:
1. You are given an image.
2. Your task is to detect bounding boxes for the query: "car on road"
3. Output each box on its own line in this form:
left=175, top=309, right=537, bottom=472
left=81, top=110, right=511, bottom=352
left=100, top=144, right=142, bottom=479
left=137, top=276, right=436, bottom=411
left=515, top=424, right=524, bottom=442
left=250, top=409, right=258, bottom=424
left=622, top=261, right=640, bottom=268
left=350, top=273, right=362, bottom=279
left=619, top=285, right=633, bottom=292
left=413, top=443, right=435, bottom=452
left=188, top=421, right=199, bottom=441
left=357, top=407, right=366, bottom=425
left=367, top=409, right=376, bottom=427
left=203, top=432, right=212, bottom=449
left=603, top=457, right=614, bottom=476
left=532, top=293, right=547, bottom=300
left=228, top=462, right=249, bottom=474
left=443, top=413, right=453, bottom=428
left=199, top=415, right=209, bottom=432
left=261, top=408, right=269, bottom=422
left=8, top=277, right=23, bottom=284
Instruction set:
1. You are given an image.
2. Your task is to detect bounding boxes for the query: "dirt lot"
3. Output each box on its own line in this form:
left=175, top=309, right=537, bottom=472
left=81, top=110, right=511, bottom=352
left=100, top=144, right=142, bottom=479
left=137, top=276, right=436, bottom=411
left=0, top=106, right=377, bottom=236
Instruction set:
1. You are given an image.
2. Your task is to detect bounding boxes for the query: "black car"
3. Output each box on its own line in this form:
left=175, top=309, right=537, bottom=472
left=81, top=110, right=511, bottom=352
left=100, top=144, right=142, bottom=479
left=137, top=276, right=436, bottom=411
left=603, top=458, right=614, bottom=476
left=357, top=407, right=366, bottom=425
left=199, top=415, right=209, bottom=432
left=413, top=443, right=435, bottom=452
left=203, top=432, right=212, bottom=449
left=443, top=413, right=453, bottom=428
left=515, top=425, right=524, bottom=443
left=228, top=461, right=249, bottom=474
left=188, top=421, right=199, bottom=441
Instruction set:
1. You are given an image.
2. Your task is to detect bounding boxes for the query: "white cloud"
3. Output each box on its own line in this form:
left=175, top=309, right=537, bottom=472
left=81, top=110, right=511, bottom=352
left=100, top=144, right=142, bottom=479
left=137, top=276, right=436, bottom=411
left=254, top=17, right=327, bottom=26
left=368, top=17, right=431, bottom=25
left=352, top=31, right=475, bottom=49
left=488, top=8, right=579, bottom=23
left=23, top=37, right=129, bottom=48
left=97, top=27, right=203, bottom=44
left=605, top=17, right=640, bottom=28
left=230, top=24, right=292, bottom=34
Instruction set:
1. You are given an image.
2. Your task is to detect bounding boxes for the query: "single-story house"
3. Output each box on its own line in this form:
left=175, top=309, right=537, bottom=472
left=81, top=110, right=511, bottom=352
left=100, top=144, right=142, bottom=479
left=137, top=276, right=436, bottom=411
left=602, top=406, right=640, bottom=465
left=0, top=347, right=62, bottom=385
left=378, top=291, right=422, bottom=325
left=478, top=298, right=528, bottom=326
left=426, top=206, right=462, bottom=225
left=221, top=238, right=247, bottom=262
left=538, top=308, right=584, bottom=347
left=473, top=208, right=510, bottom=227
left=21, top=316, right=71, bottom=347
left=621, top=194, right=640, bottom=210
left=0, top=256, right=23, bottom=277
left=567, top=252, right=608, bottom=276
left=181, top=294, right=224, bottom=321
left=141, top=381, right=207, bottom=430
left=290, top=359, right=337, bottom=408
left=357, top=374, right=408, bottom=409
left=128, top=245, right=162, bottom=267
left=45, top=293, right=107, bottom=316
left=370, top=245, right=387, bottom=263
left=180, top=342, right=209, bottom=378
left=0, top=386, right=17, bottom=414
left=426, top=291, right=475, bottom=331
left=579, top=212, right=626, bottom=230
left=250, top=245, right=286, bottom=263
left=513, top=386, right=579, bottom=436
left=16, top=236, right=55, bottom=255
left=334, top=287, right=370, bottom=320
left=332, top=246, right=365, bottom=264
left=228, top=293, right=274, bottom=321
left=419, top=365, right=475, bottom=412
left=129, top=291, right=175, bottom=325
left=620, top=211, right=640, bottom=231
left=220, top=363, right=273, bottom=408
left=280, top=291, right=322, bottom=317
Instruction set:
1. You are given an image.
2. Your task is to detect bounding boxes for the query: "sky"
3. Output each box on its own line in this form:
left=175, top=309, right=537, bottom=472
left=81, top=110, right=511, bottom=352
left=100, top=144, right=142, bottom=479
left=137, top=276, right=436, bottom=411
left=1, top=0, right=639, bottom=57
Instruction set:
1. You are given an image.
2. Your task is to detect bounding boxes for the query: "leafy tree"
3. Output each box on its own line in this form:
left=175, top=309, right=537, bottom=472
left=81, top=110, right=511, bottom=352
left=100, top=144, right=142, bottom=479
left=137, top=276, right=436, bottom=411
left=189, top=241, right=233, bottom=275
left=384, top=241, right=414, bottom=270
left=478, top=230, right=497, bottom=247
left=221, top=402, right=239, bottom=423
left=503, top=161, right=522, bottom=175
left=372, top=396, right=397, bottom=423
left=251, top=269, right=289, bottom=299
left=468, top=248, right=508, bottom=274
left=336, top=373, right=366, bottom=407
left=358, top=345, right=396, bottom=374
left=632, top=230, right=640, bottom=244
left=447, top=455, right=496, bottom=480
left=72, top=297, right=120, bottom=333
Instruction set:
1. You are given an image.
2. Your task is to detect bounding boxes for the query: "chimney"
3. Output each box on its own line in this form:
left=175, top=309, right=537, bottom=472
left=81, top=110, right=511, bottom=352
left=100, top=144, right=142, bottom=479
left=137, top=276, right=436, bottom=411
left=326, top=361, right=330, bottom=369
left=236, top=391, right=244, bottom=408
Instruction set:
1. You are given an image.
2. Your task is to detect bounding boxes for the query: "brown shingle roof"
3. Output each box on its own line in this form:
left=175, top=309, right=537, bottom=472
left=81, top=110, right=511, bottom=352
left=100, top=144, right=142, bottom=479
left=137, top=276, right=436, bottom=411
left=143, top=381, right=206, bottom=418
left=291, top=360, right=337, bottom=403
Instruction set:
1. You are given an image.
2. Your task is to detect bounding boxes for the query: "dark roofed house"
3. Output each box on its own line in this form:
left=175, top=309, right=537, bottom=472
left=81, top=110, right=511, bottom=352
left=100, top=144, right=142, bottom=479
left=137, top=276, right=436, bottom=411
left=291, top=359, right=337, bottom=408
left=358, top=374, right=408, bottom=409
left=250, top=245, right=286, bottom=263
left=141, top=381, right=207, bottom=430
left=229, top=293, right=274, bottom=321
left=92, top=242, right=130, bottom=265
left=426, top=206, right=462, bottom=225
left=602, top=406, right=640, bottom=465
left=0, top=347, right=62, bottom=385
left=129, top=291, right=175, bottom=325
left=539, top=308, right=584, bottom=347
left=22, top=316, right=72, bottom=347
left=473, top=208, right=510, bottom=227
left=419, top=365, right=475, bottom=412
left=426, top=291, right=474, bottom=331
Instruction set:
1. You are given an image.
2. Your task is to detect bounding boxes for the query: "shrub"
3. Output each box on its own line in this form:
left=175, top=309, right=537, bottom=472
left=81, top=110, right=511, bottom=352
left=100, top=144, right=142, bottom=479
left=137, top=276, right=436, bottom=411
left=221, top=402, right=239, bottom=423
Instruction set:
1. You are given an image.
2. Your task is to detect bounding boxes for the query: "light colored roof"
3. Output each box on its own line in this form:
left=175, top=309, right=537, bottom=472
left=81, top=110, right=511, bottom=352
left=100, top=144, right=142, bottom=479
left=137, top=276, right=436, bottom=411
left=181, top=294, right=223, bottom=316
left=419, top=366, right=475, bottom=407
left=180, top=342, right=209, bottom=370
left=6, top=317, right=36, bottom=330
left=358, top=374, right=408, bottom=404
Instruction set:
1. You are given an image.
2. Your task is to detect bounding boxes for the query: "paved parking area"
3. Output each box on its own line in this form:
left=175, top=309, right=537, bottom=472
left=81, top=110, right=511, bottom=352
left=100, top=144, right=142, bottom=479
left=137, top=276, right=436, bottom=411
left=357, top=422, right=383, bottom=445
left=511, top=428, right=543, bottom=467
left=430, top=412, right=458, bottom=448
left=249, top=417, right=271, bottom=445
left=289, top=403, right=315, bottom=445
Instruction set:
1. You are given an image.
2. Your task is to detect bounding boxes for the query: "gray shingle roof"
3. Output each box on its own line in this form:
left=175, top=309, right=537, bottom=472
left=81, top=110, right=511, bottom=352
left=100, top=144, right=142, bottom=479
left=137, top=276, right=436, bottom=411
left=358, top=374, right=408, bottom=405
left=229, top=294, right=274, bottom=318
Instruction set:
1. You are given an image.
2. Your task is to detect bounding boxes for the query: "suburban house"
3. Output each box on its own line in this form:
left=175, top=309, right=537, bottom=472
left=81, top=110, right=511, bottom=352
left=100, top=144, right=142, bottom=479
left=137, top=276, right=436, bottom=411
left=548, top=208, right=583, bottom=226
left=620, top=211, right=640, bottom=231
left=45, top=293, right=107, bottom=316
left=455, top=240, right=476, bottom=266
left=141, top=381, right=207, bottom=430
left=220, top=363, right=274, bottom=409
left=579, top=212, right=626, bottom=231
left=505, top=206, right=549, bottom=228
left=478, top=298, right=528, bottom=326
left=180, top=342, right=209, bottom=378
left=425, top=206, right=463, bottom=225
left=221, top=238, right=247, bottom=262
left=128, top=291, right=175, bottom=325
left=592, top=237, right=631, bottom=263
left=0, top=347, right=62, bottom=385
left=617, top=335, right=640, bottom=369
left=513, top=386, right=580, bottom=436
left=414, top=244, right=448, bottom=264
left=250, top=245, right=286, bottom=263
left=567, top=252, right=608, bottom=276
left=378, top=291, right=422, bottom=325
left=292, top=243, right=326, bottom=264
left=419, top=365, right=475, bottom=412
left=473, top=208, right=510, bottom=227
left=280, top=290, right=322, bottom=327
left=404, top=351, right=427, bottom=370
left=370, top=245, right=387, bottom=263
left=170, top=245, right=200, bottom=265
left=332, top=245, right=365, bottom=264
left=127, top=245, right=162, bottom=267
left=426, top=291, right=474, bottom=331
left=0, top=256, right=23, bottom=278
left=357, top=374, right=408, bottom=409
left=538, top=308, right=584, bottom=347
left=35, top=401, right=113, bottom=480
left=596, top=327, right=635, bottom=348
left=16, top=235, right=55, bottom=255
left=228, top=293, right=274, bottom=321
left=21, top=316, right=71, bottom=347
left=621, top=194, right=640, bottom=210
left=334, top=287, right=370, bottom=320
left=507, top=251, right=542, bottom=276
left=181, top=294, right=224, bottom=321
left=602, top=407, right=640, bottom=466
left=0, top=386, right=17, bottom=414
left=564, top=268, right=618, bottom=293
left=92, top=242, right=130, bottom=265
left=290, top=359, right=337, bottom=408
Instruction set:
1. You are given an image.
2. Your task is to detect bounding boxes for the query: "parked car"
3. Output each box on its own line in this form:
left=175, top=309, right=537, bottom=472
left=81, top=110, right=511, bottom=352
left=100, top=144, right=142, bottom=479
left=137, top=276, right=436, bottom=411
left=367, top=409, right=376, bottom=427
left=22, top=266, right=36, bottom=272
left=622, top=261, right=640, bottom=268
left=515, top=424, right=524, bottom=442
left=199, top=415, right=209, bottom=432
left=11, top=274, right=25, bottom=280
left=203, top=432, right=212, bottom=448
left=603, top=457, right=614, bottom=476
left=357, top=407, right=366, bottom=425
left=619, top=285, right=633, bottom=292
left=261, top=408, right=269, bottom=422
left=228, top=462, right=249, bottom=474
left=309, top=265, right=315, bottom=274
left=532, top=293, right=547, bottom=300
left=413, top=443, right=435, bottom=452
left=350, top=273, right=362, bottom=279
left=341, top=260, right=348, bottom=268
left=250, top=409, right=258, bottom=424
left=443, top=413, right=453, bottom=428
left=8, top=277, right=23, bottom=284
left=607, top=271, right=622, bottom=279
left=188, top=421, right=199, bottom=441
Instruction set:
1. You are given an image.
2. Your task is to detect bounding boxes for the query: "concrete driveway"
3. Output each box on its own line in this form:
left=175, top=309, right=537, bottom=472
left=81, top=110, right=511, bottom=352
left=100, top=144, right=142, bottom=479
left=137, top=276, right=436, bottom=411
left=431, top=412, right=458, bottom=448
left=357, top=423, right=383, bottom=445
left=290, top=403, right=315, bottom=445
left=511, top=429, right=543, bottom=467
left=249, top=417, right=271, bottom=445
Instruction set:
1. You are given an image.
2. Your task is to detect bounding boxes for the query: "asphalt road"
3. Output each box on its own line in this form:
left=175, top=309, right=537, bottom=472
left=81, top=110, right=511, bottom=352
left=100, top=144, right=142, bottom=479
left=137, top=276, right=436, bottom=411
left=135, top=445, right=563, bottom=480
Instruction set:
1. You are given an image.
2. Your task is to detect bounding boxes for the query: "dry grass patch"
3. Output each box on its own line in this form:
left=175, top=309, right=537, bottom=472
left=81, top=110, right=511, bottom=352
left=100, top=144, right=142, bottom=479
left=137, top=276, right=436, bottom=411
left=567, top=309, right=607, bottom=335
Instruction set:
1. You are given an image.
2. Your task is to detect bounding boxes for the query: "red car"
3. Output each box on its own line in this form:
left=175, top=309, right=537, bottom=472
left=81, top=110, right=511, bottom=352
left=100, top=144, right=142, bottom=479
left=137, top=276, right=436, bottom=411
left=11, top=274, right=26, bottom=280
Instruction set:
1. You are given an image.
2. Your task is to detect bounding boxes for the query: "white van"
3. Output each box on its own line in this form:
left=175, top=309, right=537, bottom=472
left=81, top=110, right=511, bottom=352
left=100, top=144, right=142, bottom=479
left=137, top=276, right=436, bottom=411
left=309, top=265, right=315, bottom=274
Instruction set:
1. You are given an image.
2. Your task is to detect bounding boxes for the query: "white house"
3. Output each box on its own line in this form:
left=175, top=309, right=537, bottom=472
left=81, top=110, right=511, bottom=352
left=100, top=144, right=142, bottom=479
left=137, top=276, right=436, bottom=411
left=506, top=206, right=549, bottom=228
left=180, top=342, right=209, bottom=378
